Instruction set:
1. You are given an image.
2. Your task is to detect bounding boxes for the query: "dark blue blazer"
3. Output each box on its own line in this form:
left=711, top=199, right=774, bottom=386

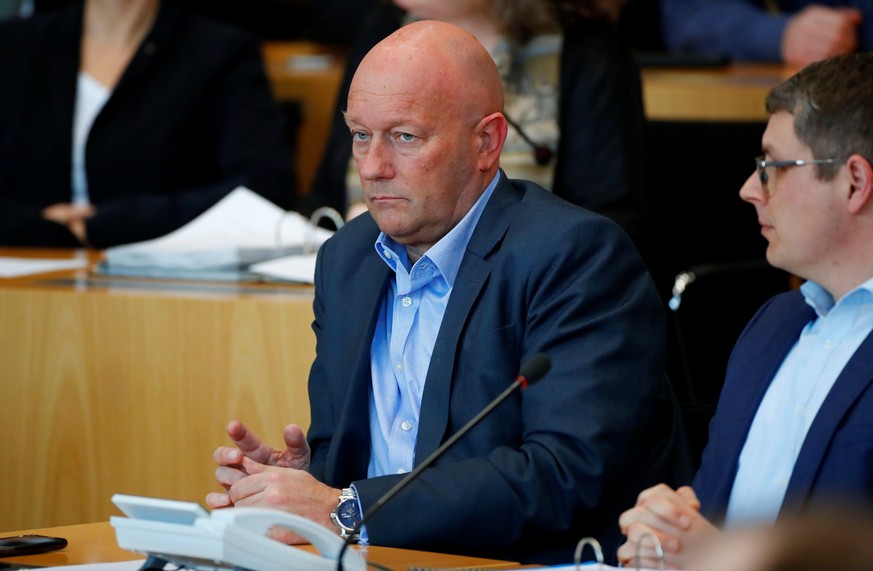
left=694, top=290, right=873, bottom=521
left=305, top=174, right=690, bottom=563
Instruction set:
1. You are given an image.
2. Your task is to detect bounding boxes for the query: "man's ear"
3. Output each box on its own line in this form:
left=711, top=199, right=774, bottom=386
left=475, top=112, right=508, bottom=172
left=846, top=154, right=873, bottom=214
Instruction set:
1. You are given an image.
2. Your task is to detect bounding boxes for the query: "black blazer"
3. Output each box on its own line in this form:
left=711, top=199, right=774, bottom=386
left=307, top=174, right=690, bottom=563
left=0, top=3, right=295, bottom=248
left=302, top=4, right=648, bottom=244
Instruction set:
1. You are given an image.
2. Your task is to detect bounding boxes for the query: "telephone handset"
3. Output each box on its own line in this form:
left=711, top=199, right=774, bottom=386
left=110, top=494, right=367, bottom=571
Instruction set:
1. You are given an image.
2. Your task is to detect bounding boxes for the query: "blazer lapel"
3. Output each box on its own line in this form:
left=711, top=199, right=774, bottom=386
left=334, top=251, right=393, bottom=481
left=699, top=294, right=815, bottom=515
left=780, top=328, right=873, bottom=517
left=414, top=174, right=516, bottom=461
left=101, top=5, right=177, bottom=118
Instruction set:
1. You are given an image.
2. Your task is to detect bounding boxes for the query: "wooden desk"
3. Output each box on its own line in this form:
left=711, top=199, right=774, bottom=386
left=642, top=63, right=799, bottom=122
left=262, top=41, right=345, bottom=194
left=0, top=522, right=518, bottom=569
left=0, top=248, right=316, bottom=531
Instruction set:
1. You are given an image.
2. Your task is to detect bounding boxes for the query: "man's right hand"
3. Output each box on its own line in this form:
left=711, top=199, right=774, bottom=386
left=782, top=5, right=861, bottom=66
left=617, top=484, right=718, bottom=569
left=207, top=420, right=311, bottom=508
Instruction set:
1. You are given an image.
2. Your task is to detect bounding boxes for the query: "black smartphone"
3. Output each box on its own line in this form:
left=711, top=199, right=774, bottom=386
left=0, top=535, right=67, bottom=557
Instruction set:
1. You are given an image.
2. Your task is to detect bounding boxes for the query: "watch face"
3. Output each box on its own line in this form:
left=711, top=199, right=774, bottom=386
left=337, top=498, right=361, bottom=529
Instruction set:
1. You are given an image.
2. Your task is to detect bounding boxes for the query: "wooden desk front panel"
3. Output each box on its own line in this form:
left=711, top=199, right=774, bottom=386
left=1, top=282, right=315, bottom=531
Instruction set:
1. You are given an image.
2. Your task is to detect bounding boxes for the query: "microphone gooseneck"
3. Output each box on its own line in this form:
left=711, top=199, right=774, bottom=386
left=503, top=112, right=555, bottom=167
left=336, top=353, right=552, bottom=571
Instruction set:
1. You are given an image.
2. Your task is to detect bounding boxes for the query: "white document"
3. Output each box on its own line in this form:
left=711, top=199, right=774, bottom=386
left=249, top=252, right=318, bottom=284
left=0, top=256, right=89, bottom=278
left=103, top=187, right=333, bottom=274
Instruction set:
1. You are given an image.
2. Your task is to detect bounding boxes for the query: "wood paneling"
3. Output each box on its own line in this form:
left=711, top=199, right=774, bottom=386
left=1, top=250, right=316, bottom=530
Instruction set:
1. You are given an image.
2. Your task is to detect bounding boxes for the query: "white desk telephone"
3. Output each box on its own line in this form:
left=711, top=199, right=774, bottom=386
left=110, top=494, right=367, bottom=571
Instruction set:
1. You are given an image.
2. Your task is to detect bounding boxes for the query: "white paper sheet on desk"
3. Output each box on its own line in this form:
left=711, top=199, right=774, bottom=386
left=103, top=187, right=333, bottom=272
left=249, top=252, right=318, bottom=284
left=0, top=256, right=88, bottom=278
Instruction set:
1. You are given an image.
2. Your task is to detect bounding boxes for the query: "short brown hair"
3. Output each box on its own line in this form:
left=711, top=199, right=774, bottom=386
left=766, top=53, right=873, bottom=180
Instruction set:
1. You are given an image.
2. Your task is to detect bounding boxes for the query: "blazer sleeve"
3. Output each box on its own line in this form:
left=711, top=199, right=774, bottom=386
left=0, top=16, right=81, bottom=247
left=661, top=0, right=789, bottom=61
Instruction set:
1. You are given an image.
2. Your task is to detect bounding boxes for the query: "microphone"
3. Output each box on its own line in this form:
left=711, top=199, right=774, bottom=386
left=336, top=353, right=552, bottom=571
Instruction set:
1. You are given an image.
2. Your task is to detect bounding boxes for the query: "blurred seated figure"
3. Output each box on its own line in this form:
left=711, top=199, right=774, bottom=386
left=303, top=0, right=647, bottom=244
left=662, top=0, right=873, bottom=66
left=0, top=0, right=295, bottom=248
left=690, top=508, right=873, bottom=571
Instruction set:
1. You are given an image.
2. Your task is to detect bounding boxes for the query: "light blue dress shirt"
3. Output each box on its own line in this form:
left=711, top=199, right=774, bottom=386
left=366, top=173, right=499, bottom=479
left=725, top=276, right=873, bottom=528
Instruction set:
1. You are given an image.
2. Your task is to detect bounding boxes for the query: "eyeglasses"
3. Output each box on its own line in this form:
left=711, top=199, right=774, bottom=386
left=755, top=155, right=840, bottom=196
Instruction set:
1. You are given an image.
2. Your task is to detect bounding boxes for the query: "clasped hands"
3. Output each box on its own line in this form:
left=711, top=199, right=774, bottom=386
left=617, top=484, right=720, bottom=570
left=42, top=202, right=95, bottom=244
left=206, top=420, right=341, bottom=543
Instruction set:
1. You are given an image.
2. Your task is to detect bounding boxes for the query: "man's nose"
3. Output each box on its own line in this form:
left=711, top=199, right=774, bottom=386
left=739, top=170, right=765, bottom=204
left=358, top=138, right=393, bottom=180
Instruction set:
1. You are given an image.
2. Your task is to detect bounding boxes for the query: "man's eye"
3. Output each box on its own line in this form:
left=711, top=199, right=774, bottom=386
left=352, top=131, right=370, bottom=142
left=397, top=133, right=416, bottom=142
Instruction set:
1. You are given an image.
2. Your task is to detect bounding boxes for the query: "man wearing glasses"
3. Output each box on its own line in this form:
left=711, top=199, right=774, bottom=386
left=616, top=52, right=873, bottom=569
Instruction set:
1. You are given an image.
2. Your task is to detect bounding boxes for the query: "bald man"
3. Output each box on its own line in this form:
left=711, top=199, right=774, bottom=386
left=208, top=21, right=689, bottom=564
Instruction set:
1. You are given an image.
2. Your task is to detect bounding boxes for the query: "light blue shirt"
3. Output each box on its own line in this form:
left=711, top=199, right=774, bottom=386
left=367, top=172, right=500, bottom=478
left=72, top=73, right=110, bottom=206
left=725, top=276, right=873, bottom=528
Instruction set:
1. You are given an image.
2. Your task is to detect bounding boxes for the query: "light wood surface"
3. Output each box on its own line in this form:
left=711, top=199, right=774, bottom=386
left=642, top=63, right=799, bottom=122
left=0, top=521, right=519, bottom=569
left=262, top=41, right=345, bottom=194
left=0, top=248, right=316, bottom=532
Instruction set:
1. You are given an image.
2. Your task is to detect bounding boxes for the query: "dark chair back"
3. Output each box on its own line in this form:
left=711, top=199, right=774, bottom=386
left=666, top=259, right=791, bottom=467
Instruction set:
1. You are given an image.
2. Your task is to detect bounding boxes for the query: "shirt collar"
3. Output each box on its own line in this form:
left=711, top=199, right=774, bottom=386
left=801, top=275, right=873, bottom=317
left=373, top=172, right=500, bottom=288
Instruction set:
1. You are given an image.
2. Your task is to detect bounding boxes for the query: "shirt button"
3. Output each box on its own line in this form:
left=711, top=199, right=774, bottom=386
left=824, top=339, right=833, bottom=349
left=395, top=362, right=403, bottom=372
left=401, top=421, right=412, bottom=431
left=402, top=296, right=412, bottom=308
left=383, top=249, right=392, bottom=259
left=795, top=404, right=804, bottom=415
left=396, top=468, right=407, bottom=475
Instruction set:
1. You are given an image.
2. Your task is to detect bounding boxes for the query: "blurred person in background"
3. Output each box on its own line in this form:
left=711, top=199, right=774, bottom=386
left=0, top=0, right=295, bottom=248
left=662, top=0, right=872, bottom=67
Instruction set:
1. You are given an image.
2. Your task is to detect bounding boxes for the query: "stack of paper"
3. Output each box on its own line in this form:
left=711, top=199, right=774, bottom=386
left=101, top=187, right=334, bottom=282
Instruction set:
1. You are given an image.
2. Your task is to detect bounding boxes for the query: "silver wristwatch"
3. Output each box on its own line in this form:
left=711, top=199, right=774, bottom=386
left=330, top=487, right=361, bottom=542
